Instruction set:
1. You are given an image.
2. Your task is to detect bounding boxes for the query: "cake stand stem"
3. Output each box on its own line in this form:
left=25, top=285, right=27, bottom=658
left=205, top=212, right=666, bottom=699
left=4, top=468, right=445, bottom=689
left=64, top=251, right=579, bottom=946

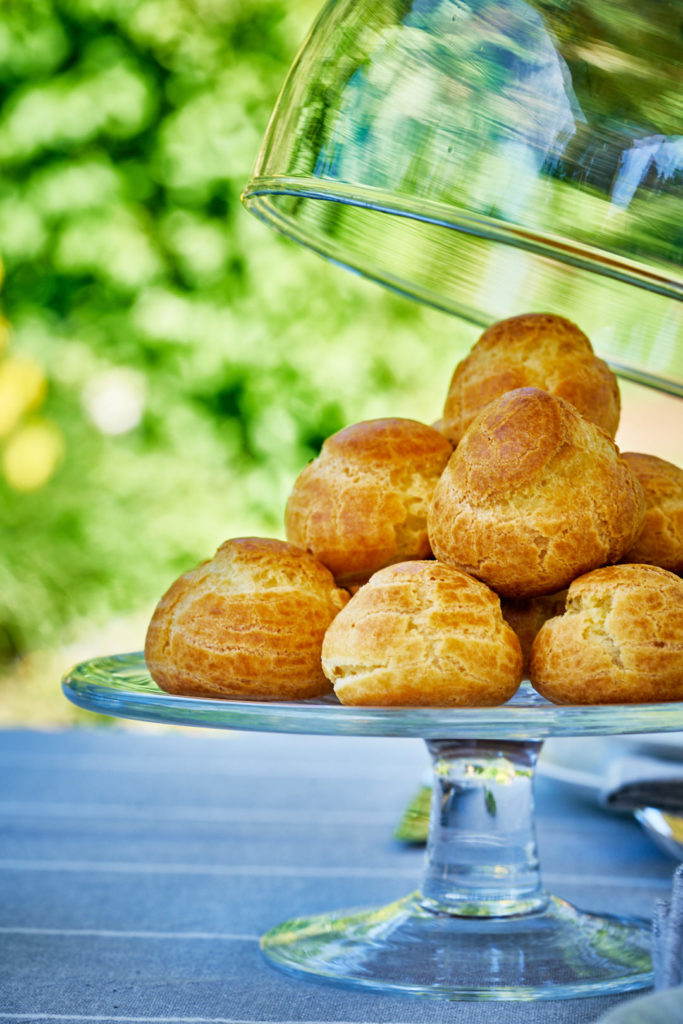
left=421, top=739, right=546, bottom=917
left=261, top=736, right=653, bottom=1000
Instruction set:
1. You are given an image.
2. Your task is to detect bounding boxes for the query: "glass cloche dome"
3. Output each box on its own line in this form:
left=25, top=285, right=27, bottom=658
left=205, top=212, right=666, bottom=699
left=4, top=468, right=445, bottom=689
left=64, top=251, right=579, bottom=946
left=242, top=0, right=682, bottom=394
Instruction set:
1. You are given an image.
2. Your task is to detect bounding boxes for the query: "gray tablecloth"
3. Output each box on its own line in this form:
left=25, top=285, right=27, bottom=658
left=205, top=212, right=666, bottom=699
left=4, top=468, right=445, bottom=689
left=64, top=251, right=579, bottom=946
left=0, top=726, right=677, bottom=1024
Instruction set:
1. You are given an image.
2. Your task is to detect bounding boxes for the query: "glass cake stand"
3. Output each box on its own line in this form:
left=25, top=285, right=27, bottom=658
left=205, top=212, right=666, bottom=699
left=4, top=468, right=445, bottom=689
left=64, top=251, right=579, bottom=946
left=63, top=652, right=683, bottom=1002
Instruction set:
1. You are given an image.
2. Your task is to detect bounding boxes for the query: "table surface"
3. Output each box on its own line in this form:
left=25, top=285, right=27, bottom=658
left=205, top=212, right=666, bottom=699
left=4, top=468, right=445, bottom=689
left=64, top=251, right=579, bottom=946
left=0, top=725, right=679, bottom=1024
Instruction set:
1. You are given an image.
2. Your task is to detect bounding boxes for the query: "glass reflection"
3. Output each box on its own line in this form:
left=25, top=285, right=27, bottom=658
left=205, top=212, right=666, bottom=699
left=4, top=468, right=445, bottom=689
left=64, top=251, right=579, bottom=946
left=244, top=0, right=683, bottom=391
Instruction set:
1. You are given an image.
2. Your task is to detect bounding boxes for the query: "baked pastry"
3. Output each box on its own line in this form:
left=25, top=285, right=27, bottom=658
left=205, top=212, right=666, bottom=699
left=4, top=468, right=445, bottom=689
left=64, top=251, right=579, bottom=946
left=529, top=564, right=683, bottom=704
left=145, top=537, right=349, bottom=700
left=501, top=589, right=567, bottom=678
left=441, top=312, right=620, bottom=444
left=322, top=560, right=523, bottom=706
left=428, top=387, right=645, bottom=598
left=620, top=452, right=683, bottom=574
left=285, top=418, right=452, bottom=586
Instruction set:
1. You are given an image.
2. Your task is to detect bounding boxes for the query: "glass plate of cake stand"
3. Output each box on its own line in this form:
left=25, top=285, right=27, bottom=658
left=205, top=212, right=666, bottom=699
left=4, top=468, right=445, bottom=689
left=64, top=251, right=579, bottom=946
left=63, top=651, right=683, bottom=1002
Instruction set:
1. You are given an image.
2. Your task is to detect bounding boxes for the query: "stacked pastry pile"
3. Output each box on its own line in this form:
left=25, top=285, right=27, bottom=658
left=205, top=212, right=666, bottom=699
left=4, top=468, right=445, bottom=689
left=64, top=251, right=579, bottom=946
left=145, top=313, right=683, bottom=707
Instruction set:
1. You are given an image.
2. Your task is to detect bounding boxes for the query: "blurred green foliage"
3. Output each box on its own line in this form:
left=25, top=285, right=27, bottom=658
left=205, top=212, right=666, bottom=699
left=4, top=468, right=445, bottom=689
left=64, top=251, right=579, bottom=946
left=0, top=0, right=471, bottom=672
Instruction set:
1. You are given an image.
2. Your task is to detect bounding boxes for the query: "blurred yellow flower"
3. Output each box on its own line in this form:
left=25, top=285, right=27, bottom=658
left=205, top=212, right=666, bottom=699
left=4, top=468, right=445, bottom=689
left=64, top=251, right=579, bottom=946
left=0, top=355, right=47, bottom=438
left=2, top=419, right=64, bottom=491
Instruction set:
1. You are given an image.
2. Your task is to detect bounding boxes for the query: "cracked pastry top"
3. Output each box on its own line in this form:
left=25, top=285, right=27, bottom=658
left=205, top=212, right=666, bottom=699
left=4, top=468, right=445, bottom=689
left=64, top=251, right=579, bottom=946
left=529, top=564, right=683, bottom=704
left=440, top=312, right=620, bottom=445
left=428, top=387, right=645, bottom=599
left=144, top=537, right=349, bottom=700
left=285, top=417, right=453, bottom=587
left=322, top=560, right=523, bottom=707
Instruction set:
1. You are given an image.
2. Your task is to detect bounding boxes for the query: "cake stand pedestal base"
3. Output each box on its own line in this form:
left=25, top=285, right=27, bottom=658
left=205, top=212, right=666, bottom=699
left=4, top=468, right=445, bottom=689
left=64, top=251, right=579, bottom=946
left=262, top=737, right=652, bottom=1000
left=261, top=892, right=651, bottom=1001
